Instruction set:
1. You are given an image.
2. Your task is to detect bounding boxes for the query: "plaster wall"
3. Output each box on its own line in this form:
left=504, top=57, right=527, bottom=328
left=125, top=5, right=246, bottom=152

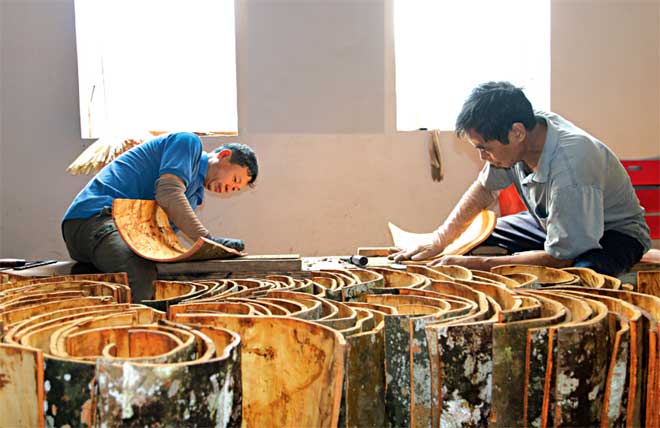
left=551, top=0, right=660, bottom=158
left=0, top=0, right=658, bottom=259
left=0, top=1, right=4, bottom=255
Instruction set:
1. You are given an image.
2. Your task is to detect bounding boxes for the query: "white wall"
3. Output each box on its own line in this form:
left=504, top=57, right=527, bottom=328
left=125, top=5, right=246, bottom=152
left=0, top=1, right=4, bottom=253
left=239, top=0, right=386, bottom=133
left=0, top=0, right=479, bottom=259
left=1, top=0, right=92, bottom=259
left=551, top=0, right=660, bottom=158
left=0, top=0, right=658, bottom=260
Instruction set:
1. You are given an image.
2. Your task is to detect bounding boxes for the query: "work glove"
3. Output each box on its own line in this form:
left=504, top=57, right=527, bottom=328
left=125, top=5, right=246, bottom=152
left=208, top=236, right=245, bottom=252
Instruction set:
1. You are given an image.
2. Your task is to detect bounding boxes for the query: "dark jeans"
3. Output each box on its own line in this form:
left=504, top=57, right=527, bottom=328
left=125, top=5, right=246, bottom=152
left=62, top=207, right=156, bottom=302
left=481, top=211, right=645, bottom=277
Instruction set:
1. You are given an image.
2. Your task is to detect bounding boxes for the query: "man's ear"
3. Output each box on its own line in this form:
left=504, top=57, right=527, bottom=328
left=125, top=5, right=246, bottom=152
left=509, top=123, right=526, bottom=143
left=216, top=149, right=232, bottom=160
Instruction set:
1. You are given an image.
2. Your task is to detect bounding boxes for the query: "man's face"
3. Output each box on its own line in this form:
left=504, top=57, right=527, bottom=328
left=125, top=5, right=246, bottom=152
left=204, top=150, right=251, bottom=194
left=465, top=129, right=521, bottom=169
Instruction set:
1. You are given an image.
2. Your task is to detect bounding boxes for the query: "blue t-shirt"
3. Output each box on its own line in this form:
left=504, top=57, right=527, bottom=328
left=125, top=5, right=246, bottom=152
left=62, top=132, right=209, bottom=222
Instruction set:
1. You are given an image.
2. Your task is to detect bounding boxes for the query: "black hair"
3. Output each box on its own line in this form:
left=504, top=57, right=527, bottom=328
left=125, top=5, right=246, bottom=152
left=214, top=143, right=259, bottom=186
left=455, top=81, right=536, bottom=144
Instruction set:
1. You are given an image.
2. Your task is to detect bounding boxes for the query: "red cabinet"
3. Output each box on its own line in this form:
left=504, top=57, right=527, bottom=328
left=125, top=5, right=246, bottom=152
left=621, top=159, right=660, bottom=239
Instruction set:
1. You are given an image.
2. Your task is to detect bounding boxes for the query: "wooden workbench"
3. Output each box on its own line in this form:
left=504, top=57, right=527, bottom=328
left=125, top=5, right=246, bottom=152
left=3, top=255, right=658, bottom=287
left=1, top=255, right=309, bottom=281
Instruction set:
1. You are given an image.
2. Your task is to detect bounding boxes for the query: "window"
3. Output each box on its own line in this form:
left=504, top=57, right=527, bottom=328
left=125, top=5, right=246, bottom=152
left=74, top=0, right=237, bottom=138
left=394, top=0, right=550, bottom=131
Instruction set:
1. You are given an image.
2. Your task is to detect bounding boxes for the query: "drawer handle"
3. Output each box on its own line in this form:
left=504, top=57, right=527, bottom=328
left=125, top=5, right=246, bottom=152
left=627, top=165, right=642, bottom=171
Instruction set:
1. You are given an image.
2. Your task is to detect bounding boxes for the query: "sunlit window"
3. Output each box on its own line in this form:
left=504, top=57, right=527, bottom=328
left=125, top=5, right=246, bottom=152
left=394, top=0, right=550, bottom=131
left=74, top=0, right=237, bottom=138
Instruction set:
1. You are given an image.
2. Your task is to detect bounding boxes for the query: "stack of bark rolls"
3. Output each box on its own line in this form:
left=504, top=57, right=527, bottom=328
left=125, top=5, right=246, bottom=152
left=1, top=265, right=658, bottom=428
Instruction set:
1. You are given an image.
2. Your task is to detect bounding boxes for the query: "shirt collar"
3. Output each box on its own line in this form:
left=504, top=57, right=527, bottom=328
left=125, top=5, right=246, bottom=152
left=200, top=151, right=209, bottom=179
left=198, top=151, right=209, bottom=199
left=528, top=114, right=559, bottom=183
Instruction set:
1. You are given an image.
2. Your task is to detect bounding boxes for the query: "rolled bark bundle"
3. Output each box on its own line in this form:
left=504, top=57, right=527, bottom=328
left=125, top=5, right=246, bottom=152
left=4, top=302, right=165, bottom=427
left=562, top=267, right=606, bottom=288
left=315, top=268, right=384, bottom=302
left=112, top=199, right=243, bottom=263
left=177, top=315, right=346, bottom=428
left=491, top=264, right=578, bottom=286
left=472, top=269, right=525, bottom=288
left=366, top=267, right=429, bottom=293
left=557, top=289, right=642, bottom=427
left=547, top=286, right=660, bottom=428
left=0, top=273, right=243, bottom=428
left=339, top=302, right=398, bottom=428
left=170, top=289, right=386, bottom=428
left=315, top=299, right=358, bottom=331
left=426, top=264, right=473, bottom=281
left=364, top=293, right=451, bottom=427
left=93, top=323, right=242, bottom=428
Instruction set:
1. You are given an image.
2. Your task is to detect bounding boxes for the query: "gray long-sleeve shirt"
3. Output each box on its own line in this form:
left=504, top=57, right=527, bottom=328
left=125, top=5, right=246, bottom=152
left=479, top=111, right=651, bottom=259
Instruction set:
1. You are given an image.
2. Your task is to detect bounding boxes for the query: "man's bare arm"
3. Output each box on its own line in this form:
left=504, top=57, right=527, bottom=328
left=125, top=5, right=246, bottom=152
left=392, top=180, right=497, bottom=261
left=430, top=250, right=574, bottom=271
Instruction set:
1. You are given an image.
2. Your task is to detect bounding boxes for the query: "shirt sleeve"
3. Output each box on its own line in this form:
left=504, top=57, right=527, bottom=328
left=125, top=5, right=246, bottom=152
left=158, top=132, right=203, bottom=188
left=478, top=163, right=513, bottom=191
left=544, top=184, right=604, bottom=259
left=155, top=175, right=210, bottom=240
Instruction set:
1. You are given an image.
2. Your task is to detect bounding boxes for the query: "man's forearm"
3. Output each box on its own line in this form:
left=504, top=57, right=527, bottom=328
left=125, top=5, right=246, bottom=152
left=434, top=180, right=497, bottom=247
left=438, top=250, right=574, bottom=271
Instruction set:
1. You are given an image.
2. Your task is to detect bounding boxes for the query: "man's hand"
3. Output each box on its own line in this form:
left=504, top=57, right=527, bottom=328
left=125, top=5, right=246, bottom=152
left=389, top=241, right=444, bottom=262
left=208, top=236, right=245, bottom=252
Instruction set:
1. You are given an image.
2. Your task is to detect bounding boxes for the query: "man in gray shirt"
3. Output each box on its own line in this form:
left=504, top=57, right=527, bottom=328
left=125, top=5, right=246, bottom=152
left=393, top=81, right=650, bottom=276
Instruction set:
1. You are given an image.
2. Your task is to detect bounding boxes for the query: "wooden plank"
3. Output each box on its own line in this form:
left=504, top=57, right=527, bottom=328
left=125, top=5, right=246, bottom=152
left=241, top=254, right=301, bottom=260
left=158, top=271, right=311, bottom=281
left=156, top=256, right=302, bottom=276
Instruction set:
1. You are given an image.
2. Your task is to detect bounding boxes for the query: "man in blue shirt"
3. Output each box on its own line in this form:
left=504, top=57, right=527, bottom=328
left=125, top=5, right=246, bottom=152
left=393, top=81, right=650, bottom=276
left=62, top=132, right=259, bottom=301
